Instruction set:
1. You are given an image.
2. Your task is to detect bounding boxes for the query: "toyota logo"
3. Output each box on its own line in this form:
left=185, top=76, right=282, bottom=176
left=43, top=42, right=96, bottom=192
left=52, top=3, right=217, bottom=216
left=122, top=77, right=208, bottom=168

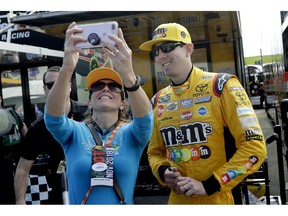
left=195, top=84, right=208, bottom=92
left=235, top=92, right=246, bottom=101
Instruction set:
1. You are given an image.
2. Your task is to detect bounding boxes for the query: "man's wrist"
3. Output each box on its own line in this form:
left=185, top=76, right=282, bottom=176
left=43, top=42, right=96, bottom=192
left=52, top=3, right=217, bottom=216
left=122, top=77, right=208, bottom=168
left=158, top=165, right=170, bottom=182
left=202, top=175, right=221, bottom=196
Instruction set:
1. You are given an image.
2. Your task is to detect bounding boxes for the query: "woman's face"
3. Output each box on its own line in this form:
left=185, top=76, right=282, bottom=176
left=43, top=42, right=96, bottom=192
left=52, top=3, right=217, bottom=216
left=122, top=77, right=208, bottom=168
left=90, top=79, right=123, bottom=113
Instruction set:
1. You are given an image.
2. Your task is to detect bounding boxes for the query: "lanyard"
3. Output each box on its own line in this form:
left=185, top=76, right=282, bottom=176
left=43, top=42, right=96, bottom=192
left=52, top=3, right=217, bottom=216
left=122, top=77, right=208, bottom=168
left=93, top=120, right=119, bottom=136
left=81, top=121, right=124, bottom=204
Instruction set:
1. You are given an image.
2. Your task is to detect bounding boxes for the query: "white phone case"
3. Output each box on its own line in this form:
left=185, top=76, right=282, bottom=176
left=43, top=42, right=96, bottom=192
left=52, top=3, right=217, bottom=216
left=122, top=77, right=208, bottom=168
left=75, top=21, right=118, bottom=48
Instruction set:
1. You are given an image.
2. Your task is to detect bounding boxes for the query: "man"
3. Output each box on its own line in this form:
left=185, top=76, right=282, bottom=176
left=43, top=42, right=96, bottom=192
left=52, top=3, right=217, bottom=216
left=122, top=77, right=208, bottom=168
left=14, top=66, right=87, bottom=204
left=249, top=75, right=264, bottom=108
left=139, top=23, right=267, bottom=204
left=0, top=96, right=27, bottom=204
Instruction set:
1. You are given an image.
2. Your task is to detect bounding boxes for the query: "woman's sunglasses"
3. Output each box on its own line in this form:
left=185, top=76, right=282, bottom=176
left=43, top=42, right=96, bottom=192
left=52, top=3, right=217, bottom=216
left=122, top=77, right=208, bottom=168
left=90, top=82, right=122, bottom=93
left=151, top=42, right=185, bottom=57
left=45, top=81, right=55, bottom=90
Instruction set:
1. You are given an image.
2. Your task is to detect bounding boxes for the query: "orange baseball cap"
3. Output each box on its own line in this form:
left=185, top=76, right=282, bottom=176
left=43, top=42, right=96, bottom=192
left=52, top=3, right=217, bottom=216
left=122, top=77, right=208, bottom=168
left=86, top=67, right=123, bottom=92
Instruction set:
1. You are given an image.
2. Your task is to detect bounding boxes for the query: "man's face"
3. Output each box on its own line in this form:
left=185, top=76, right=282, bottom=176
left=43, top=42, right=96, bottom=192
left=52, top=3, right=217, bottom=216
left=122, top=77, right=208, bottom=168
left=43, top=72, right=59, bottom=96
left=153, top=41, right=187, bottom=76
left=153, top=41, right=194, bottom=79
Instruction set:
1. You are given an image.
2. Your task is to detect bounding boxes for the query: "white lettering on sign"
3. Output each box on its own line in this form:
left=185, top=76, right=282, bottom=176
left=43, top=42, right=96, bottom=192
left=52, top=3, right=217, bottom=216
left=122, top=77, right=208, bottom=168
left=11, top=31, right=30, bottom=39
left=1, top=34, right=7, bottom=40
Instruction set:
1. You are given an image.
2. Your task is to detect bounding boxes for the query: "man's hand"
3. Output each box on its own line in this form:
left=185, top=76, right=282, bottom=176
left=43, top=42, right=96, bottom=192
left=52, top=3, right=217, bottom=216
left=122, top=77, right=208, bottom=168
left=175, top=176, right=207, bottom=197
left=164, top=167, right=181, bottom=192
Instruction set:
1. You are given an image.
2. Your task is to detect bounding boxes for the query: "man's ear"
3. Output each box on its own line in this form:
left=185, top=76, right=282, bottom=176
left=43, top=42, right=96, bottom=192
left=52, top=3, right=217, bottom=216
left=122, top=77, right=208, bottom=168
left=186, top=43, right=194, bottom=57
left=87, top=100, right=92, bottom=109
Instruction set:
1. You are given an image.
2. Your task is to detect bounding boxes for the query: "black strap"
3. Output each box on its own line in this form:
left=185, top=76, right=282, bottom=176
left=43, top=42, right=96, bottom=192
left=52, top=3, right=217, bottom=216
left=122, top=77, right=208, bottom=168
left=85, top=121, right=126, bottom=204
left=92, top=119, right=119, bottom=136
left=86, top=121, right=103, bottom=146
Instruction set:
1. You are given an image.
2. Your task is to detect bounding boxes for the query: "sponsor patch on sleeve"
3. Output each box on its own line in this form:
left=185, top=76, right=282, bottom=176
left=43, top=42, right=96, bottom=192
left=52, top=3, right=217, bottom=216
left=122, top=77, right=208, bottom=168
left=236, top=107, right=255, bottom=116
left=239, top=116, right=259, bottom=128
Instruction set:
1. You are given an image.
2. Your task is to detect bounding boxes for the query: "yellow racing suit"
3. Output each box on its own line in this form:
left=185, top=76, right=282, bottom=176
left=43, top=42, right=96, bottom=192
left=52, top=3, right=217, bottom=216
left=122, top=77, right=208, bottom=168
left=148, top=66, right=267, bottom=204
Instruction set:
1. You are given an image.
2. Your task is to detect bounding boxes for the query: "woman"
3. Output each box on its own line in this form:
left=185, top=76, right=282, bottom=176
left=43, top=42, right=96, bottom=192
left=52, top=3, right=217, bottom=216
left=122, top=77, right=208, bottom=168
left=44, top=22, right=153, bottom=204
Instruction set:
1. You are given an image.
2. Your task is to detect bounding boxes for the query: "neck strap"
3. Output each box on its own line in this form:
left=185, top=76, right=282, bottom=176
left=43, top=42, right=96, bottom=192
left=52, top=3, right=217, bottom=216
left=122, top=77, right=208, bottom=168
left=93, top=120, right=119, bottom=136
left=83, top=121, right=126, bottom=204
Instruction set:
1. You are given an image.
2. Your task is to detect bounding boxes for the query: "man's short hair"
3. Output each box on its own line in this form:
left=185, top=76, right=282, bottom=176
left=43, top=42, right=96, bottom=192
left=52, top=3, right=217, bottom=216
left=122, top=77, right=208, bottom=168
left=43, top=66, right=61, bottom=84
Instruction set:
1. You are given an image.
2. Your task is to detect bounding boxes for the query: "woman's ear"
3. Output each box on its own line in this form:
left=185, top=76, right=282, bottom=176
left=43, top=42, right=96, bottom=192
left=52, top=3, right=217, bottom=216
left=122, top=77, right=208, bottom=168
left=120, top=103, right=125, bottom=112
left=69, top=82, right=72, bottom=93
left=120, top=98, right=129, bottom=111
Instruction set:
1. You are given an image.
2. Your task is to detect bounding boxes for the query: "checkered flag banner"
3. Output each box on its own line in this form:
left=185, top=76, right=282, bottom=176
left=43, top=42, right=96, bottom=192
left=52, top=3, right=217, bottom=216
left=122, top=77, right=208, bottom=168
left=25, top=175, right=51, bottom=204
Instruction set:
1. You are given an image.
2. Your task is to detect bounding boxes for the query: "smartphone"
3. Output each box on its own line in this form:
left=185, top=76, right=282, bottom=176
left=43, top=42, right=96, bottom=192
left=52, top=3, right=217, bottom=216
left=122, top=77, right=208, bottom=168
left=75, top=21, right=118, bottom=48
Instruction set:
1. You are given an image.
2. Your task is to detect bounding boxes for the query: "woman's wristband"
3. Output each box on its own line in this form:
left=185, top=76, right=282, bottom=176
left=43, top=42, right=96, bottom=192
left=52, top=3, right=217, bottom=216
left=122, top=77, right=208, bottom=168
left=124, top=75, right=141, bottom=92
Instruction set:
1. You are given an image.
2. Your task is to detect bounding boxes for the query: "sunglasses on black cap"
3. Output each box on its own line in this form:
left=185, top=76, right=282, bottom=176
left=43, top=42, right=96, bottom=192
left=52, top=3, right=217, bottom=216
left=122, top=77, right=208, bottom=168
left=45, top=81, right=55, bottom=90
left=151, top=42, right=185, bottom=57
left=90, top=81, right=122, bottom=93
